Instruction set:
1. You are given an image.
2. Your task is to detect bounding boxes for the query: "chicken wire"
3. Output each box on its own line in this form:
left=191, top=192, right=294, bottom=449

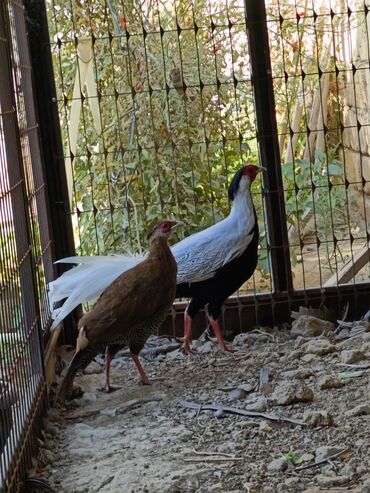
left=44, top=0, right=370, bottom=333
left=267, top=0, right=370, bottom=289
left=0, top=0, right=53, bottom=490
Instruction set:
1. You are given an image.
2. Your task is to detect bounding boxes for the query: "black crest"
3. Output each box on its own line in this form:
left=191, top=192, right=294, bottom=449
left=228, top=167, right=245, bottom=201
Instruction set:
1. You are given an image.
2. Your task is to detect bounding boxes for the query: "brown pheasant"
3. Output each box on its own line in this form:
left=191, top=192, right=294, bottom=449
left=56, top=220, right=183, bottom=403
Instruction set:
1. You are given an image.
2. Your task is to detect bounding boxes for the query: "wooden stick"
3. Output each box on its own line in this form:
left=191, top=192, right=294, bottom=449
left=295, top=449, right=348, bottom=471
left=177, top=398, right=306, bottom=426
left=184, top=457, right=244, bottom=463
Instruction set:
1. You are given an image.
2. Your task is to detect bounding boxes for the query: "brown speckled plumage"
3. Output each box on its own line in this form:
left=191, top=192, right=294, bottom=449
left=56, top=221, right=180, bottom=403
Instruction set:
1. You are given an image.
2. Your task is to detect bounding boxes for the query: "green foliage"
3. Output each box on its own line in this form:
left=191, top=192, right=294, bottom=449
left=280, top=449, right=302, bottom=465
left=282, top=148, right=348, bottom=270
left=46, top=0, right=260, bottom=256
left=45, top=0, right=350, bottom=289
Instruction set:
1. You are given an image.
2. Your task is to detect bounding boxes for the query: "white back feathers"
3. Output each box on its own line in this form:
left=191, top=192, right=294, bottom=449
left=49, top=165, right=262, bottom=330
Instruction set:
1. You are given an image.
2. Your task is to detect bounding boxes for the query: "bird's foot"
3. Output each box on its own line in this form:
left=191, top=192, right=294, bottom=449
left=98, top=384, right=121, bottom=393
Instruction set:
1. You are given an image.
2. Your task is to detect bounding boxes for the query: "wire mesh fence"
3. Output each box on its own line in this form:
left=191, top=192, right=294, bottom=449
left=0, top=0, right=53, bottom=490
left=46, top=0, right=272, bottom=292
left=45, top=0, right=369, bottom=313
left=267, top=0, right=370, bottom=289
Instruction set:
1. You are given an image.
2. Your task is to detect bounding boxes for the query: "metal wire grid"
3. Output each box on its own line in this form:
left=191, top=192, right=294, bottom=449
left=267, top=0, right=370, bottom=290
left=46, top=0, right=273, bottom=295
left=0, top=0, right=52, bottom=489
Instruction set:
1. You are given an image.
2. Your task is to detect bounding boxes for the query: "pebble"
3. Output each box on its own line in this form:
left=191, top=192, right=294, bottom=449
left=340, top=349, right=365, bottom=364
left=245, top=396, right=268, bottom=412
left=281, top=368, right=313, bottom=380
left=227, top=388, right=246, bottom=401
left=214, top=409, right=225, bottom=419
left=45, top=423, right=60, bottom=436
left=291, top=316, right=335, bottom=337
left=259, top=421, right=272, bottom=432
left=238, top=382, right=255, bottom=392
left=271, top=382, right=314, bottom=406
left=315, top=446, right=343, bottom=463
left=301, top=353, right=320, bottom=363
left=318, top=375, right=344, bottom=389
left=198, top=341, right=216, bottom=354
left=316, top=474, right=351, bottom=488
left=83, top=361, right=103, bottom=375
left=300, top=453, right=314, bottom=462
left=303, top=410, right=334, bottom=427
left=301, top=339, right=335, bottom=356
left=100, top=407, right=118, bottom=417
left=267, top=458, right=288, bottom=472
left=345, top=403, right=370, bottom=417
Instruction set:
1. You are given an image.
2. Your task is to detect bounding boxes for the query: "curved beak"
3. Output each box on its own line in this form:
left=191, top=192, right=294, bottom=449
left=171, top=220, right=185, bottom=230
left=257, top=166, right=267, bottom=174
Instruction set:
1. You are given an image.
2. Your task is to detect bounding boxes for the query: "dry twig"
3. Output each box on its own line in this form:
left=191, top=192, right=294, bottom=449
left=177, top=398, right=305, bottom=426
left=294, top=449, right=348, bottom=471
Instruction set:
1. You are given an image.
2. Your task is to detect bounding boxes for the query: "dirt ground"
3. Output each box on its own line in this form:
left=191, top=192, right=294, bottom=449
left=39, top=316, right=370, bottom=493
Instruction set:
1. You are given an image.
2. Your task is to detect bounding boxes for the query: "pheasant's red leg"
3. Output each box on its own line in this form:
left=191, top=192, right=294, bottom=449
left=182, top=311, right=198, bottom=354
left=131, top=353, right=159, bottom=385
left=105, top=346, right=111, bottom=389
left=184, top=311, right=192, bottom=354
left=100, top=346, right=120, bottom=392
left=208, top=317, right=237, bottom=353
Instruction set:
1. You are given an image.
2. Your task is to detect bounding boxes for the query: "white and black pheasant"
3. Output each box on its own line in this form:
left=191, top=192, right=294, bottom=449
left=50, top=165, right=264, bottom=354
left=55, top=220, right=182, bottom=403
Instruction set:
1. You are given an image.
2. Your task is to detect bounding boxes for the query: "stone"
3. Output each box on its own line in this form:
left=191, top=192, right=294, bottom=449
left=316, top=474, right=351, bottom=488
left=237, top=383, right=254, bottom=393
left=315, top=446, right=343, bottom=463
left=267, top=458, right=288, bottom=472
left=42, top=449, right=57, bottom=464
left=259, top=421, right=272, bottom=432
left=99, top=407, right=118, bottom=417
left=291, top=316, right=335, bottom=338
left=83, top=361, right=102, bottom=375
left=301, top=354, right=320, bottom=363
left=45, top=423, right=59, bottom=436
left=318, top=375, right=344, bottom=390
left=281, top=368, right=313, bottom=380
left=345, top=403, right=370, bottom=417
left=233, top=333, right=251, bottom=345
left=301, top=339, right=335, bottom=356
left=214, top=409, right=225, bottom=419
left=300, top=453, right=314, bottom=462
left=245, top=396, right=268, bottom=412
left=340, top=350, right=365, bottom=364
left=303, top=410, right=334, bottom=427
left=227, top=388, right=246, bottom=401
left=271, top=382, right=314, bottom=406
left=198, top=341, right=216, bottom=354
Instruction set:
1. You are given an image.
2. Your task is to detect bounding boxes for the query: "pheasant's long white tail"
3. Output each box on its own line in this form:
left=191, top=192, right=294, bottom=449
left=48, top=255, right=144, bottom=330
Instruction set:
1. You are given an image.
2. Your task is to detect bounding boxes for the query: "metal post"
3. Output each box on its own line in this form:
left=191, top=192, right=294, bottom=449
left=244, top=0, right=293, bottom=294
left=24, top=0, right=81, bottom=340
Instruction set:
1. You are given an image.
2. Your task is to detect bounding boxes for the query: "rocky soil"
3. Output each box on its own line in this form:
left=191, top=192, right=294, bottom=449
left=38, top=315, right=370, bottom=493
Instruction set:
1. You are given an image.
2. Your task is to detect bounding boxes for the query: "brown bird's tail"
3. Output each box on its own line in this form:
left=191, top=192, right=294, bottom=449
left=55, top=345, right=98, bottom=405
